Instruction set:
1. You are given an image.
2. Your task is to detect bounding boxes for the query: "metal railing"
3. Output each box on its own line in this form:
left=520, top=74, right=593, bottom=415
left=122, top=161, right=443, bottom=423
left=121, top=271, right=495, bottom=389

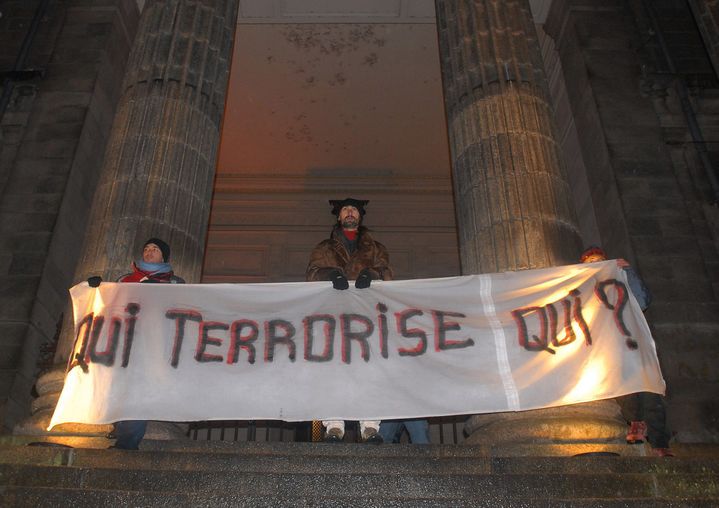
left=187, top=416, right=467, bottom=444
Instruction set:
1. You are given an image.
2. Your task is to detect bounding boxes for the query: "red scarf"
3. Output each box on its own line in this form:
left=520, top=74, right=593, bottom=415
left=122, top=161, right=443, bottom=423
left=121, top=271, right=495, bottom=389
left=119, top=263, right=174, bottom=283
left=342, top=229, right=358, bottom=241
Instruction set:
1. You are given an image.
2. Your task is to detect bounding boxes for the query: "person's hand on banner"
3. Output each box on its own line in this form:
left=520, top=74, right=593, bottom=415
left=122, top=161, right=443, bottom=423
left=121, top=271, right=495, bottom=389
left=616, top=258, right=630, bottom=268
left=328, top=269, right=349, bottom=290
left=87, top=276, right=102, bottom=287
left=355, top=268, right=372, bottom=289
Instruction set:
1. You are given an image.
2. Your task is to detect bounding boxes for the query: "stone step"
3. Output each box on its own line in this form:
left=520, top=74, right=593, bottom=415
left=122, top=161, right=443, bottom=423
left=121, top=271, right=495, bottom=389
left=2, top=440, right=719, bottom=506
left=3, top=486, right=719, bottom=508
left=0, top=446, right=488, bottom=475
left=1, top=463, right=718, bottom=501
left=9, top=434, right=718, bottom=457
left=2, top=443, right=719, bottom=475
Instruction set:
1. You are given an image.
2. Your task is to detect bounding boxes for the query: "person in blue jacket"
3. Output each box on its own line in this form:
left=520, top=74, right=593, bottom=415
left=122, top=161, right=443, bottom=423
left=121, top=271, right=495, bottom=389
left=580, top=246, right=672, bottom=456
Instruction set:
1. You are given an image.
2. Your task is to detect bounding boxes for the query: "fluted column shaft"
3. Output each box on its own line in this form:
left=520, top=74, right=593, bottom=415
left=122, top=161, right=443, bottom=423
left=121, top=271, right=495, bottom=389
left=55, top=0, right=239, bottom=360
left=435, top=0, right=580, bottom=274
left=435, top=0, right=625, bottom=452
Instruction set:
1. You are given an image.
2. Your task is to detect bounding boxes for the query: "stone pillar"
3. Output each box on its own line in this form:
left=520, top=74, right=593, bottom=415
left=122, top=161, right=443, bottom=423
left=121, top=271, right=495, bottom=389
left=16, top=0, right=239, bottom=438
left=688, top=0, right=719, bottom=79
left=435, top=0, right=581, bottom=272
left=56, top=0, right=239, bottom=360
left=435, top=0, right=625, bottom=452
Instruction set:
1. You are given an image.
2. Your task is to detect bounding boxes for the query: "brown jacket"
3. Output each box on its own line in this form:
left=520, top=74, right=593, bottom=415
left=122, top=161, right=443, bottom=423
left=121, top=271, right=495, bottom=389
left=306, top=226, right=393, bottom=282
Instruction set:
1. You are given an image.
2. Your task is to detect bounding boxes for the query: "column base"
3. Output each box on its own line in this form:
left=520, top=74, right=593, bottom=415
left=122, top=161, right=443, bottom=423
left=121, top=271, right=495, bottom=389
left=14, top=365, right=187, bottom=443
left=464, top=400, right=627, bottom=455
left=143, top=421, right=188, bottom=441
left=14, top=411, right=113, bottom=437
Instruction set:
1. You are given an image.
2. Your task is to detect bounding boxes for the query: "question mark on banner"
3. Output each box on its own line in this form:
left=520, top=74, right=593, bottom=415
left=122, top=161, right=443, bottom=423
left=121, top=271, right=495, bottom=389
left=594, top=279, right=638, bottom=350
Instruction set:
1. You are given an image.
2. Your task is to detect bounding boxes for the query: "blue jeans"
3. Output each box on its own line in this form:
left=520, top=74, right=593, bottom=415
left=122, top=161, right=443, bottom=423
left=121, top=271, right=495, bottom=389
left=113, top=420, right=147, bottom=450
left=379, top=419, right=430, bottom=444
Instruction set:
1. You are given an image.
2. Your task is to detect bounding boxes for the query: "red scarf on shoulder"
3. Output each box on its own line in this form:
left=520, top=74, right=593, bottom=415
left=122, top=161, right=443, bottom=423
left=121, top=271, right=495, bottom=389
left=119, top=263, right=174, bottom=283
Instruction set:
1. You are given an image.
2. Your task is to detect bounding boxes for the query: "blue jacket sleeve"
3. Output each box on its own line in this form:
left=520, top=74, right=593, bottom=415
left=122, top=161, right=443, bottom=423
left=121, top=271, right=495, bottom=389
left=622, top=267, right=652, bottom=311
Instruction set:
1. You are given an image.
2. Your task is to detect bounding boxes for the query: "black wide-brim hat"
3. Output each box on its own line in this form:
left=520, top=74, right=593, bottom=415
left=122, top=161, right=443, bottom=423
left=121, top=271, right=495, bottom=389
left=329, top=198, right=369, bottom=216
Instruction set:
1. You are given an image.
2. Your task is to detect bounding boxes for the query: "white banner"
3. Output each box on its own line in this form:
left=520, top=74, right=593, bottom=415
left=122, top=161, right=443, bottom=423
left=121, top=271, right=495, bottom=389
left=49, top=260, right=665, bottom=428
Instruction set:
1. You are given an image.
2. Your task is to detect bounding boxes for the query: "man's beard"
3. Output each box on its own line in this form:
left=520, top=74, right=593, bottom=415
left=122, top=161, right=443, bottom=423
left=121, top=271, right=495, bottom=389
left=341, top=217, right=359, bottom=229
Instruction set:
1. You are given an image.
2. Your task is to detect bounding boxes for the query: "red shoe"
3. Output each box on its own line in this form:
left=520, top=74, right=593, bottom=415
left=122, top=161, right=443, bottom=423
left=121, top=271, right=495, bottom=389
left=626, top=421, right=647, bottom=444
left=652, top=447, right=674, bottom=457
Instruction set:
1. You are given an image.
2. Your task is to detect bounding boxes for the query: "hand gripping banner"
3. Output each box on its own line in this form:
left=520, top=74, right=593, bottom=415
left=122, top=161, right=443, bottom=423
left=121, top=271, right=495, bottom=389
left=49, top=260, right=665, bottom=428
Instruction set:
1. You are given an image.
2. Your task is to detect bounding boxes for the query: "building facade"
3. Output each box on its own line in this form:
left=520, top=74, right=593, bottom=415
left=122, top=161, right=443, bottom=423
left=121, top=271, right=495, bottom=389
left=0, top=0, right=717, bottom=444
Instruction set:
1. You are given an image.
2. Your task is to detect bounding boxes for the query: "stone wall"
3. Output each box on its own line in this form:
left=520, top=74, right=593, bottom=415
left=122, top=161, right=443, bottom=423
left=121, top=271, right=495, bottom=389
left=536, top=24, right=601, bottom=247
left=632, top=0, right=719, bottom=442
left=0, top=0, right=139, bottom=432
left=544, top=0, right=719, bottom=442
left=204, top=175, right=460, bottom=284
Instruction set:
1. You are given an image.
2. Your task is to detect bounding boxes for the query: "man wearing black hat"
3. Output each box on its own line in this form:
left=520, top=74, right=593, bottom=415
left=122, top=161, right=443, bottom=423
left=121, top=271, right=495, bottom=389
left=89, top=237, right=184, bottom=449
left=307, top=198, right=392, bottom=289
left=306, top=198, right=392, bottom=443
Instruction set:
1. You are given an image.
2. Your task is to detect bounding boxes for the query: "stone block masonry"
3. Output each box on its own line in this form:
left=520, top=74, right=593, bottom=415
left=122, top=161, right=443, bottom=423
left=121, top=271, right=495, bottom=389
left=0, top=0, right=140, bottom=431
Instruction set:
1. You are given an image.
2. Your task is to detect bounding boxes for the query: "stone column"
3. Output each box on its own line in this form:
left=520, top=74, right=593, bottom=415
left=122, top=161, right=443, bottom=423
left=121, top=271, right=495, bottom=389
left=688, top=0, right=719, bottom=79
left=435, top=0, right=580, bottom=272
left=57, top=0, right=239, bottom=358
left=17, top=0, right=239, bottom=438
left=435, top=0, right=626, bottom=453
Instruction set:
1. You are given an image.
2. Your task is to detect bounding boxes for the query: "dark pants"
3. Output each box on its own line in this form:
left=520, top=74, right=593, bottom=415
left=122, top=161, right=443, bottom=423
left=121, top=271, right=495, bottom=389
left=620, top=392, right=671, bottom=448
left=113, top=420, right=147, bottom=450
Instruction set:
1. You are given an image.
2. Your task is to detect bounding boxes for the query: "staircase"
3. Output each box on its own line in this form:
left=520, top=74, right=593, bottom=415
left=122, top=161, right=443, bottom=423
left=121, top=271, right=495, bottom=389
left=2, top=437, right=719, bottom=506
